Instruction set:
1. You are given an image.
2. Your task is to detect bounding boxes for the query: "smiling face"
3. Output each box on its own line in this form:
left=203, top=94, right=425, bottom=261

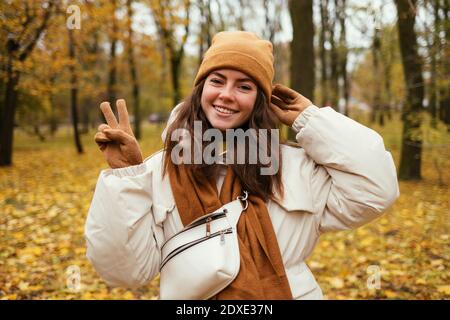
left=200, top=69, right=258, bottom=131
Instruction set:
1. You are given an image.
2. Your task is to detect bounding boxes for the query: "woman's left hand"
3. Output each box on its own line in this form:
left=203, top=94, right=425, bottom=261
left=270, top=84, right=313, bottom=126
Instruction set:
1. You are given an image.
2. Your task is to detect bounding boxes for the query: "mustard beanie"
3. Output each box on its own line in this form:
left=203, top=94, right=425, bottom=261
left=194, top=31, right=274, bottom=101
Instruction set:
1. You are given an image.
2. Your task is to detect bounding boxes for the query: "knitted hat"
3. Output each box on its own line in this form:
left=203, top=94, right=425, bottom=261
left=194, top=31, right=274, bottom=101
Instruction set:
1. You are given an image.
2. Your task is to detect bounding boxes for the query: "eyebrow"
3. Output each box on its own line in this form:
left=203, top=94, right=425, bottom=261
left=211, top=71, right=254, bottom=84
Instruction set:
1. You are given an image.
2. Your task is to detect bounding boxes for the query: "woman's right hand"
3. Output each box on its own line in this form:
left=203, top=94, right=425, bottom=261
left=94, top=99, right=143, bottom=169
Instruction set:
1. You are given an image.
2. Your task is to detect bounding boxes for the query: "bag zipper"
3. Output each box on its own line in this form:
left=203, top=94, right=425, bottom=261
left=160, top=228, right=233, bottom=271
left=161, top=210, right=227, bottom=250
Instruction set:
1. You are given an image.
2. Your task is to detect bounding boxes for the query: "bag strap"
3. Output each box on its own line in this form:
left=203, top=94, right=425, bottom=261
left=221, top=190, right=248, bottom=228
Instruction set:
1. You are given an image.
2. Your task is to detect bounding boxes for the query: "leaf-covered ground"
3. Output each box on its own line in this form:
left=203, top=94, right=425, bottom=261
left=0, top=119, right=449, bottom=299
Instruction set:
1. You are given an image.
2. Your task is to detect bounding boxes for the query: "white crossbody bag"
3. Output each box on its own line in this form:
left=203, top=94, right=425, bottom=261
left=159, top=191, right=248, bottom=300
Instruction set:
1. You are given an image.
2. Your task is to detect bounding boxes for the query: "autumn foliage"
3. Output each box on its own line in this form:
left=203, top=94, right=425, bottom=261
left=1, top=117, right=449, bottom=300
left=1, top=0, right=449, bottom=300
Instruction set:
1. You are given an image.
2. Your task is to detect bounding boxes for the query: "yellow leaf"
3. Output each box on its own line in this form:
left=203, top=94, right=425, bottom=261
left=391, top=269, right=406, bottom=276
left=437, top=285, right=450, bottom=295
left=385, top=290, right=398, bottom=298
left=309, top=261, right=325, bottom=269
left=357, top=256, right=367, bottom=263
left=360, top=238, right=374, bottom=246
left=346, top=275, right=358, bottom=283
left=12, top=232, right=25, bottom=240
left=28, top=285, right=43, bottom=291
left=321, top=240, right=331, bottom=248
left=19, top=246, right=43, bottom=257
left=336, top=241, right=346, bottom=251
left=75, top=247, right=86, bottom=255
left=123, top=291, right=135, bottom=300
left=416, top=202, right=424, bottom=215
left=82, top=292, right=93, bottom=300
left=18, top=281, right=29, bottom=291
left=328, top=277, right=344, bottom=289
left=357, top=229, right=368, bottom=236
left=404, top=220, right=414, bottom=227
left=415, top=278, right=427, bottom=285
left=431, top=259, right=443, bottom=267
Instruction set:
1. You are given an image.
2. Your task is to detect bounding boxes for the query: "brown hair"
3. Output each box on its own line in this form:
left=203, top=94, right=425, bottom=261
left=163, top=79, right=284, bottom=201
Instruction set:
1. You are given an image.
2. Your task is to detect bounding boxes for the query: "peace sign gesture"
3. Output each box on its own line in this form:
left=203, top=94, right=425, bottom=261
left=94, top=99, right=143, bottom=169
left=269, top=84, right=313, bottom=126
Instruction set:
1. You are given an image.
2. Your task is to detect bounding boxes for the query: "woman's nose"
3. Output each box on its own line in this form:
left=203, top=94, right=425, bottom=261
left=218, top=84, right=234, bottom=101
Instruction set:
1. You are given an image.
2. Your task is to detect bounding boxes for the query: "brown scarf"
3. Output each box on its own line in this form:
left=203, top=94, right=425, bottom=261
left=167, top=162, right=293, bottom=300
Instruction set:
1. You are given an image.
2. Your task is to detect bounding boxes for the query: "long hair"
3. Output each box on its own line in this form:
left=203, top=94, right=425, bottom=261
left=163, top=78, right=284, bottom=201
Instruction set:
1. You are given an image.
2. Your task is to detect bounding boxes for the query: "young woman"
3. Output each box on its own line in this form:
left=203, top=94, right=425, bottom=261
left=85, top=31, right=399, bottom=300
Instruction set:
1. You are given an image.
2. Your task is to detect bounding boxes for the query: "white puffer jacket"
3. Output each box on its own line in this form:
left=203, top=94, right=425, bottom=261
left=85, top=105, right=399, bottom=299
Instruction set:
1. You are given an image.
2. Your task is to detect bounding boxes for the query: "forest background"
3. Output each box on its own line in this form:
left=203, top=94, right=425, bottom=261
left=0, top=0, right=449, bottom=299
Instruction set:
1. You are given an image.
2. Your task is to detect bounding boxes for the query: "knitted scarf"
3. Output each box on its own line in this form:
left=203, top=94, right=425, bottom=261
left=167, top=163, right=293, bottom=299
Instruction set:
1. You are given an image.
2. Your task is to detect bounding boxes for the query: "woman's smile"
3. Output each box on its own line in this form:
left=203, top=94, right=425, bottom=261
left=201, top=69, right=257, bottom=131
left=212, top=104, right=239, bottom=115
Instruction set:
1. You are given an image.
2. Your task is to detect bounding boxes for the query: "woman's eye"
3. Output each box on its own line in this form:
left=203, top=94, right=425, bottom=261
left=210, top=79, right=222, bottom=84
left=240, top=85, right=252, bottom=90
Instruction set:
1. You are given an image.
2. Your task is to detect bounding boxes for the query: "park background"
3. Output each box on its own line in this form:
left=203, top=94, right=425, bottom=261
left=0, top=0, right=449, bottom=299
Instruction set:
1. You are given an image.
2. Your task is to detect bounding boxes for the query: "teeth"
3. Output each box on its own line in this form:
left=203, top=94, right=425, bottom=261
left=213, top=105, right=237, bottom=114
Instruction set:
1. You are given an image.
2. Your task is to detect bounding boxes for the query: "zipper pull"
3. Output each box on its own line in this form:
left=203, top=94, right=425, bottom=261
left=206, top=217, right=212, bottom=237
left=220, top=230, right=225, bottom=245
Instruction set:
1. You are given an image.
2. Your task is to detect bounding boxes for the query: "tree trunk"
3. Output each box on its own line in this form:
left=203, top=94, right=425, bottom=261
left=395, top=0, right=424, bottom=180
left=33, top=124, right=46, bottom=142
left=156, top=28, right=168, bottom=109
left=0, top=3, right=53, bottom=166
left=439, top=0, right=450, bottom=128
left=236, top=0, right=245, bottom=30
left=49, top=76, right=58, bottom=136
left=329, top=2, right=339, bottom=110
left=338, top=0, right=349, bottom=116
left=263, top=0, right=281, bottom=43
left=170, top=54, right=182, bottom=107
left=126, top=0, right=141, bottom=140
left=107, top=0, right=118, bottom=105
left=215, top=0, right=226, bottom=31
left=288, top=0, right=315, bottom=141
left=69, top=29, right=83, bottom=154
left=371, top=28, right=382, bottom=125
left=0, top=59, right=19, bottom=166
left=80, top=97, right=90, bottom=134
left=319, top=0, right=329, bottom=107
left=382, top=45, right=393, bottom=123
left=198, top=0, right=206, bottom=68
left=197, top=0, right=212, bottom=68
left=428, top=0, right=439, bottom=127
left=151, top=0, right=190, bottom=108
left=440, top=90, right=450, bottom=127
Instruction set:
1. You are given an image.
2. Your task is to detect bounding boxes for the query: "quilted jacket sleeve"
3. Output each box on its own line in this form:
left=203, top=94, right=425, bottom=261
left=84, top=160, right=163, bottom=288
left=292, top=105, right=400, bottom=234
